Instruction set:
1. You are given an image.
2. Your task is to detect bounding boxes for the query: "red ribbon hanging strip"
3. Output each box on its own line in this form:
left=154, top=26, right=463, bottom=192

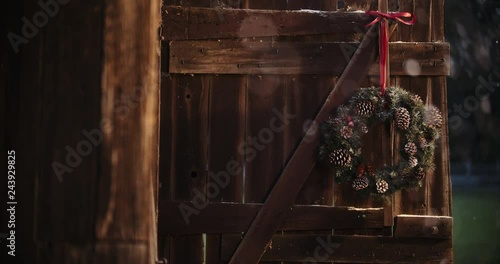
left=365, top=11, right=416, bottom=95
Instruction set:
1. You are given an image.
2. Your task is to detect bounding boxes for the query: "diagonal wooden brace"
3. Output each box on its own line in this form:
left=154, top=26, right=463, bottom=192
left=228, top=25, right=379, bottom=264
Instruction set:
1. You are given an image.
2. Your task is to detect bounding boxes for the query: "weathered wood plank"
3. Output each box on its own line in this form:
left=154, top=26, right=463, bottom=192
left=221, top=234, right=452, bottom=263
left=428, top=76, right=452, bottom=216
left=163, top=6, right=371, bottom=40
left=244, top=75, right=287, bottom=203
left=394, top=215, right=452, bottom=238
left=164, top=75, right=207, bottom=264
left=227, top=26, right=378, bottom=264
left=159, top=201, right=384, bottom=234
left=191, top=2, right=247, bottom=264
left=428, top=0, right=452, bottom=217
left=169, top=41, right=450, bottom=75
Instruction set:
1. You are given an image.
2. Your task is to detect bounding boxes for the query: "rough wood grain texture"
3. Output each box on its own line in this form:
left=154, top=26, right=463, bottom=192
left=243, top=2, right=289, bottom=263
left=429, top=76, right=452, bottom=216
left=394, top=215, right=452, bottom=238
left=96, top=0, right=159, bottom=250
left=158, top=72, right=175, bottom=262
left=428, top=0, right=452, bottom=217
left=221, top=234, right=452, bottom=263
left=158, top=56, right=173, bottom=264
left=164, top=68, right=208, bottom=264
left=159, top=201, right=384, bottom=234
left=206, top=75, right=245, bottom=202
left=169, top=40, right=450, bottom=75
left=161, top=1, right=213, bottom=263
left=205, top=74, right=246, bottom=264
left=204, top=2, right=247, bottom=263
left=228, top=26, right=378, bottom=264
left=285, top=76, right=336, bottom=206
left=163, top=6, right=372, bottom=40
left=33, top=0, right=160, bottom=263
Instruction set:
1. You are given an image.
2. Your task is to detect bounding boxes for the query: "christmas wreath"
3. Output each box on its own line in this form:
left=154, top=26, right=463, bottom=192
left=318, top=86, right=442, bottom=196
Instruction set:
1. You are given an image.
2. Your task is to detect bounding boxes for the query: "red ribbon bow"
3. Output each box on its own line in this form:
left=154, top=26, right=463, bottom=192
left=365, top=11, right=416, bottom=96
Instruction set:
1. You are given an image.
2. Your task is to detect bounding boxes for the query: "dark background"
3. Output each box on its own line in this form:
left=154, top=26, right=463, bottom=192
left=445, top=0, right=500, bottom=263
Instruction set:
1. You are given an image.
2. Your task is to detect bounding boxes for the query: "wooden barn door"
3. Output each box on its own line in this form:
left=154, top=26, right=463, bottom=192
left=158, top=0, right=452, bottom=263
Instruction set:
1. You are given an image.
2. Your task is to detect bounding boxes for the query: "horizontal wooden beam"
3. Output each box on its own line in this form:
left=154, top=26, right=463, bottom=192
left=158, top=201, right=384, bottom=235
left=169, top=41, right=450, bottom=75
left=394, top=215, right=453, bottom=238
left=163, top=6, right=371, bottom=40
left=221, top=234, right=452, bottom=263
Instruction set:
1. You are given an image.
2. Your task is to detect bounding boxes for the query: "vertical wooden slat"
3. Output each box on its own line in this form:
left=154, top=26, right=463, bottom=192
left=244, top=75, right=286, bottom=203
left=428, top=0, right=451, bottom=217
left=158, top=61, right=174, bottom=261
left=429, top=76, right=451, bottom=216
left=244, top=0, right=288, bottom=205
left=204, top=1, right=247, bottom=263
left=162, top=0, right=212, bottom=263
left=166, top=74, right=208, bottom=264
left=206, top=74, right=246, bottom=264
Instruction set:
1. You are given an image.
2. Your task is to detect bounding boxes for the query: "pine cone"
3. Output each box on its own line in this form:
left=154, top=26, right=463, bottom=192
left=354, top=100, right=374, bottom=117
left=395, top=107, right=411, bottom=130
left=424, top=106, right=443, bottom=129
left=408, top=156, right=418, bottom=168
left=376, top=179, right=389, bottom=193
left=405, top=142, right=418, bottom=155
left=414, top=168, right=426, bottom=181
left=328, top=149, right=351, bottom=167
left=352, top=176, right=370, bottom=191
left=340, top=126, right=353, bottom=139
